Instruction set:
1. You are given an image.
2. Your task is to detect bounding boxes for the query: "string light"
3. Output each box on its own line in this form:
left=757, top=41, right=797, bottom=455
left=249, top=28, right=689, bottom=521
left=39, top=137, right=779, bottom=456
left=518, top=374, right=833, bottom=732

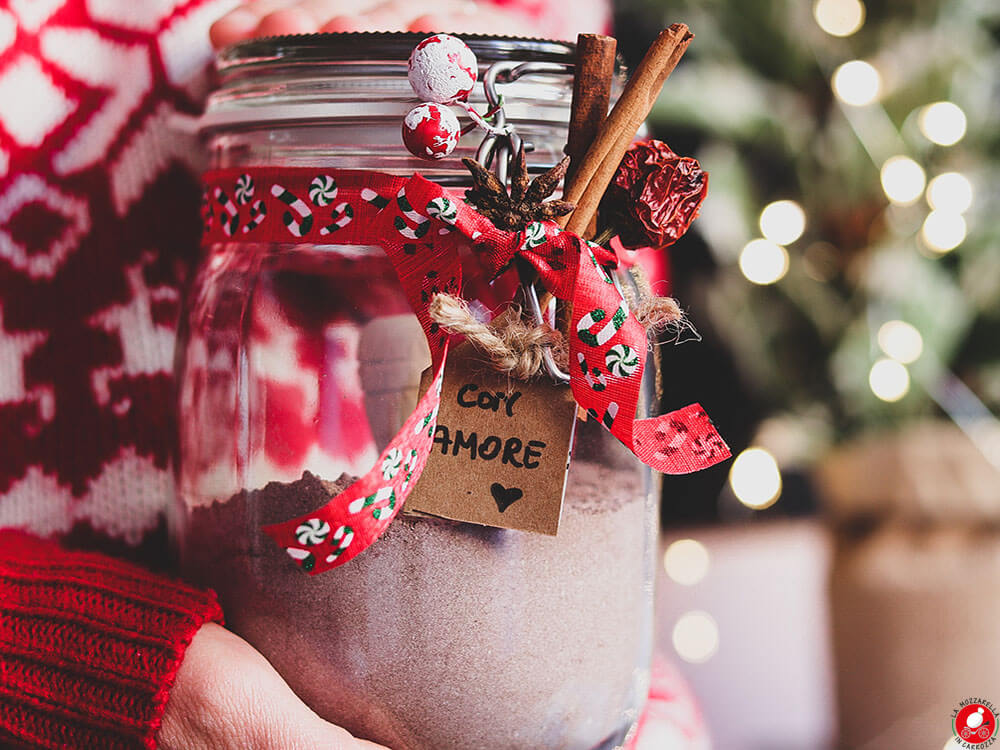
left=880, top=156, right=926, bottom=205
left=927, top=172, right=973, bottom=214
left=832, top=60, right=880, bottom=106
left=869, top=358, right=910, bottom=401
left=918, top=101, right=967, bottom=146
left=877, top=320, right=923, bottom=363
left=729, top=447, right=782, bottom=509
left=759, top=200, right=806, bottom=245
left=672, top=611, right=719, bottom=664
left=921, top=211, right=967, bottom=253
left=739, top=239, right=789, bottom=285
left=663, top=539, right=710, bottom=586
left=813, top=0, right=865, bottom=37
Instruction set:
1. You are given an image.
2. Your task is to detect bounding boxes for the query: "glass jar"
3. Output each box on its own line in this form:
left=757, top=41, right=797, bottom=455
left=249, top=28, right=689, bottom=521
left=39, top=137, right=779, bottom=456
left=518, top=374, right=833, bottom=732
left=175, top=32, right=658, bottom=750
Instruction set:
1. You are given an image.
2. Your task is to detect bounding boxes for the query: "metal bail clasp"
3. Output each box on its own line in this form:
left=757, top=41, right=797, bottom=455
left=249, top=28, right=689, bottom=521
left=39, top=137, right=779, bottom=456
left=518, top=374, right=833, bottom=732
left=477, top=60, right=574, bottom=385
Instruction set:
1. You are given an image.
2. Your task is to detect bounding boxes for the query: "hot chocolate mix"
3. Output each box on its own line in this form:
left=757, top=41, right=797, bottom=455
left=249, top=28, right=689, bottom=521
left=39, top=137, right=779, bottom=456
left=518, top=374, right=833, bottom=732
left=183, top=442, right=655, bottom=750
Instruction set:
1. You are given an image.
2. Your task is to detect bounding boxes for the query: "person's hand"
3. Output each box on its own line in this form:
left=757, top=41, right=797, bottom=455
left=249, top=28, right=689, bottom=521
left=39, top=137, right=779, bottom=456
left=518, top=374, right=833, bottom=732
left=209, top=0, right=610, bottom=48
left=158, top=623, right=388, bottom=750
left=209, top=0, right=535, bottom=47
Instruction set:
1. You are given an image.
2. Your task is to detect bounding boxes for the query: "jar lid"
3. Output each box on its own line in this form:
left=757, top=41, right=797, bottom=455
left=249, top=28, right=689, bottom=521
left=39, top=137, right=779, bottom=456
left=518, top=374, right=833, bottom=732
left=202, top=32, right=605, bottom=134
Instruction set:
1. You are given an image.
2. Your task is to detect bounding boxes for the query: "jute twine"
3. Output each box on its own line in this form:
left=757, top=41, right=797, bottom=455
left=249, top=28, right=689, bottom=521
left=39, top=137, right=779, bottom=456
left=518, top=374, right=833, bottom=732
left=429, top=284, right=685, bottom=380
left=429, top=295, right=568, bottom=380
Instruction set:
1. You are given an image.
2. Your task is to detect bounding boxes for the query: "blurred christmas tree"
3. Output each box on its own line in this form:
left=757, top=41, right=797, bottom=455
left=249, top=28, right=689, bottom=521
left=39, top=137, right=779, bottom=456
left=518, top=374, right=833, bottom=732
left=614, top=0, right=1000, bottom=521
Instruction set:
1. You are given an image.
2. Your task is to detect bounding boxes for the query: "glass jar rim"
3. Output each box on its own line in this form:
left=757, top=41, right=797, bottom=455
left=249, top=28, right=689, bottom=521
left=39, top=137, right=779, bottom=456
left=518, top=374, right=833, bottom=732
left=204, top=31, right=623, bottom=136
left=216, top=31, right=578, bottom=75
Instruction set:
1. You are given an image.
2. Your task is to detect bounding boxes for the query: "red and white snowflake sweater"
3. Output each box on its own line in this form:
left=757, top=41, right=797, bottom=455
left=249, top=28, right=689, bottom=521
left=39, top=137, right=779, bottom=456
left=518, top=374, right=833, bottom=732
left=0, top=1, right=233, bottom=746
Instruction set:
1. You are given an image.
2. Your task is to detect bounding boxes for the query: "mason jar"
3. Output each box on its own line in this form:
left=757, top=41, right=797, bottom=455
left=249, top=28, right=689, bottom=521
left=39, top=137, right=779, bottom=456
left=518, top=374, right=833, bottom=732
left=175, top=32, right=658, bottom=750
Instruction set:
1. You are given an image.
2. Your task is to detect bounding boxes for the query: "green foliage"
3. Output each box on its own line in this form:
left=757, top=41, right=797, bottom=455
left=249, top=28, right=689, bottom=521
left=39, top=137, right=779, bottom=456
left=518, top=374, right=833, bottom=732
left=621, top=0, right=1000, bottom=453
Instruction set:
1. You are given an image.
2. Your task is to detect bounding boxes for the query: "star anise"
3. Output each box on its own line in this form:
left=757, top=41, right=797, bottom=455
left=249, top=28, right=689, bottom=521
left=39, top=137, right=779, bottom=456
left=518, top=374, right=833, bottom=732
left=462, top=148, right=575, bottom=231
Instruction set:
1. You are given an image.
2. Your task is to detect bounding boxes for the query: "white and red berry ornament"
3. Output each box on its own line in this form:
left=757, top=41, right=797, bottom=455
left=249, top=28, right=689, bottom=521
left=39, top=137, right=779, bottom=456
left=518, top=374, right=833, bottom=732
left=407, top=33, right=478, bottom=104
left=402, top=102, right=462, bottom=160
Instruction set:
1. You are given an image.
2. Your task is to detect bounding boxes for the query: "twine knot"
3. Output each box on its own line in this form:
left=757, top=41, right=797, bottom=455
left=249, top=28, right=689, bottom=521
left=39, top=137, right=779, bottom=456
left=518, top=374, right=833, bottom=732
left=429, top=294, right=568, bottom=380
left=429, top=284, right=685, bottom=381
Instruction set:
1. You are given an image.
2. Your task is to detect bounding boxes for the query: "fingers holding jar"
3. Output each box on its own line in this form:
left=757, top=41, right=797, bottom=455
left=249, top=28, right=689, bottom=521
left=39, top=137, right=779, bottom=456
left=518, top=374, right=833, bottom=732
left=209, top=0, right=610, bottom=48
left=157, top=623, right=390, bottom=750
left=210, top=0, right=375, bottom=47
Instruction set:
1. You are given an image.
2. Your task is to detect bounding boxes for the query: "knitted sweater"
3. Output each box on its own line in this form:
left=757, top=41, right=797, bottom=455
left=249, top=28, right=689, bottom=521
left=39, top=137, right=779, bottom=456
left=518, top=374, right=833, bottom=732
left=0, top=531, right=222, bottom=749
left=0, top=1, right=231, bottom=746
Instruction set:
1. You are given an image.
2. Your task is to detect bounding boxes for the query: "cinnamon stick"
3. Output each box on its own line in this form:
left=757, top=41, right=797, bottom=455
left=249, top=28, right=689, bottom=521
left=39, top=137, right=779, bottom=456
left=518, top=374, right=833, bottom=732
left=540, top=34, right=618, bottom=323
left=565, top=34, right=617, bottom=187
left=561, top=24, right=693, bottom=236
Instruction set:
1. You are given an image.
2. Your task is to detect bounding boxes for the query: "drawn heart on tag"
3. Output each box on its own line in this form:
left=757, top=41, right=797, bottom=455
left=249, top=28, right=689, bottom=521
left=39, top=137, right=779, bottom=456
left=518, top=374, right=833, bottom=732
left=490, top=483, right=523, bottom=513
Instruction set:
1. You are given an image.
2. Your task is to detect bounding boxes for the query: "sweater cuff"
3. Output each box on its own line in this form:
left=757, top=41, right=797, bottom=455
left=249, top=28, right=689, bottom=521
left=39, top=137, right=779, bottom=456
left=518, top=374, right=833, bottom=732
left=0, top=530, right=223, bottom=750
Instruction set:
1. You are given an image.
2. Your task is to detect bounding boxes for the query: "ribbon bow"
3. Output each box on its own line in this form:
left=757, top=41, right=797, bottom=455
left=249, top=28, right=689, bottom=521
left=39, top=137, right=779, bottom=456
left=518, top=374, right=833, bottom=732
left=200, top=168, right=728, bottom=574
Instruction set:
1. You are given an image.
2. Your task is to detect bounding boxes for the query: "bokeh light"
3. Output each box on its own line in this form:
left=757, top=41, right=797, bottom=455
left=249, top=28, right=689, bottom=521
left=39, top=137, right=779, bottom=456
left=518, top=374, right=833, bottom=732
left=926, top=172, right=973, bottom=214
left=813, top=0, right=865, bottom=37
left=832, top=60, right=880, bottom=106
left=729, top=447, right=782, bottom=509
left=672, top=611, right=720, bottom=664
left=877, top=320, right=923, bottom=364
left=919, top=101, right=967, bottom=146
left=869, top=358, right=910, bottom=402
left=880, top=156, right=926, bottom=205
left=739, top=239, right=789, bottom=285
left=759, top=200, right=806, bottom=245
left=663, top=539, right=710, bottom=586
left=921, top=211, right=967, bottom=253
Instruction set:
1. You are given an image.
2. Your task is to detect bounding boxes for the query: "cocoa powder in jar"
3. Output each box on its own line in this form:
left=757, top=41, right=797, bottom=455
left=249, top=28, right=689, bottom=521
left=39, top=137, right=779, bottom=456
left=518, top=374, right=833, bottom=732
left=185, top=445, right=654, bottom=750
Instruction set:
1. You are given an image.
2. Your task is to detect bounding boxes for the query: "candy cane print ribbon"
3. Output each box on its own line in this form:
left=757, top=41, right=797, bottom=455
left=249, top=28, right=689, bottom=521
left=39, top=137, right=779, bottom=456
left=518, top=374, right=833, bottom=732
left=379, top=176, right=730, bottom=474
left=201, top=167, right=729, bottom=574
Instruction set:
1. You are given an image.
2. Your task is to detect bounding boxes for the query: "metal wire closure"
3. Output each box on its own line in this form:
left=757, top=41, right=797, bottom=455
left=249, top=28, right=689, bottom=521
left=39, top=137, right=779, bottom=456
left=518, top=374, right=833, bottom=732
left=475, top=61, right=574, bottom=384
left=525, top=279, right=571, bottom=384
left=475, top=61, right=571, bottom=181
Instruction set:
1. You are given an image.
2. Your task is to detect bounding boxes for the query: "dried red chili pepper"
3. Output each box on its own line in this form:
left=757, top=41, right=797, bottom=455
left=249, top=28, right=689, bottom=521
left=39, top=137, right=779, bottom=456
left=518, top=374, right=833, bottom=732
left=600, top=139, right=708, bottom=250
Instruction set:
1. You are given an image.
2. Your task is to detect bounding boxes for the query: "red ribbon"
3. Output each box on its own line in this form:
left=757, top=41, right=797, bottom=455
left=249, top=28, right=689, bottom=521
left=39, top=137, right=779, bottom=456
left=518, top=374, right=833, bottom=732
left=201, top=168, right=729, bottom=574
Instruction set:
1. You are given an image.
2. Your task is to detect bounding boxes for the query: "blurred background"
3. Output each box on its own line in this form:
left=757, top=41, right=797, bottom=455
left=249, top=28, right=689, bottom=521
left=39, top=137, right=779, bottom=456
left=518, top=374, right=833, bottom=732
left=611, top=1, right=1000, bottom=747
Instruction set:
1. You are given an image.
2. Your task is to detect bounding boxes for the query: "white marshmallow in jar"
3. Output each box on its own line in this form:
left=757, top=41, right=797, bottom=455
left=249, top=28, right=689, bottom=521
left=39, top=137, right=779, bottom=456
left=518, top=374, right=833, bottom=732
left=176, top=31, right=659, bottom=750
